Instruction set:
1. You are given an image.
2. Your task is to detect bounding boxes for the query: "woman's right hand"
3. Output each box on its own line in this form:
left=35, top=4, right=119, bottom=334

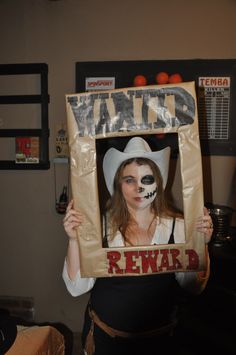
left=63, top=200, right=84, bottom=240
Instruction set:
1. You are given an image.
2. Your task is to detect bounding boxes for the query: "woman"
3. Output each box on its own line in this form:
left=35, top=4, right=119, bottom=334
left=63, top=137, right=213, bottom=355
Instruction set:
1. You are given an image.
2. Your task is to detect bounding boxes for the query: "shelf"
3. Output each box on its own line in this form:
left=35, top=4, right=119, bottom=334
left=0, top=129, right=48, bottom=138
left=0, top=63, right=50, bottom=170
left=0, top=160, right=50, bottom=170
left=0, top=95, right=49, bottom=104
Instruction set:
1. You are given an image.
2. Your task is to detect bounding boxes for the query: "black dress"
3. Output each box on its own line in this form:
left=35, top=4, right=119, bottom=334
left=82, top=220, right=181, bottom=355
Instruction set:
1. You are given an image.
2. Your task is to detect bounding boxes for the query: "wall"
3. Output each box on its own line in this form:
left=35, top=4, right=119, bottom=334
left=0, top=0, right=236, bottom=333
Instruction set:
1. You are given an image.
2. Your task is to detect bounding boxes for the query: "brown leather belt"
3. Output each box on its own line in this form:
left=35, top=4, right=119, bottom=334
left=89, top=307, right=176, bottom=338
left=85, top=307, right=177, bottom=355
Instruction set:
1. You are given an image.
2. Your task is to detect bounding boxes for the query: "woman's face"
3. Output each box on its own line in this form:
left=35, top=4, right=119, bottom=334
left=121, top=162, right=157, bottom=211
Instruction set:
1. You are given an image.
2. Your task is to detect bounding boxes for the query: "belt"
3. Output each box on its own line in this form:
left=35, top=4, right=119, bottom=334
left=84, top=307, right=177, bottom=355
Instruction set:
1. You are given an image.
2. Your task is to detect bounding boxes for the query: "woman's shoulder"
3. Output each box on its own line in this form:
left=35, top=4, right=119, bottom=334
left=158, top=214, right=183, bottom=225
left=107, top=230, right=124, bottom=247
left=175, top=216, right=185, bottom=225
left=161, top=215, right=184, bottom=228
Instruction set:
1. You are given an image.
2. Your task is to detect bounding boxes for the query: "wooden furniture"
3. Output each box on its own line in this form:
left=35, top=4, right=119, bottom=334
left=6, top=325, right=65, bottom=355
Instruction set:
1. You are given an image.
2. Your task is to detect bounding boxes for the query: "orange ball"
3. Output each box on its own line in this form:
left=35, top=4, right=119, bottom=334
left=169, top=73, right=183, bottom=84
left=133, top=75, right=147, bottom=87
left=156, top=133, right=166, bottom=139
left=155, top=71, right=169, bottom=85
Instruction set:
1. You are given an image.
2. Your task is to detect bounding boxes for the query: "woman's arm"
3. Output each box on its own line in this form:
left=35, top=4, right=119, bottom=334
left=62, top=261, right=95, bottom=297
left=195, top=207, right=213, bottom=245
left=176, top=207, right=213, bottom=294
left=62, top=200, right=95, bottom=296
left=63, top=200, right=82, bottom=280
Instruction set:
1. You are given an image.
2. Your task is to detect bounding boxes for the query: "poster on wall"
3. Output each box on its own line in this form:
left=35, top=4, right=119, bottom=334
left=85, top=77, right=115, bottom=91
left=15, top=137, right=39, bottom=163
left=65, top=81, right=206, bottom=278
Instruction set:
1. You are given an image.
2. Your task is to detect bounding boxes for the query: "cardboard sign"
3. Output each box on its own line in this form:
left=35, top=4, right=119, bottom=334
left=65, top=82, right=206, bottom=277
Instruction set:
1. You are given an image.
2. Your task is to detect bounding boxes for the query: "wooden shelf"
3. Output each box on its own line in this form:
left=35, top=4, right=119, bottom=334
left=0, top=160, right=50, bottom=170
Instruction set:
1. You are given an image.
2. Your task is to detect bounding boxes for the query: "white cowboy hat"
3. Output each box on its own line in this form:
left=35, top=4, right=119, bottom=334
left=103, top=137, right=171, bottom=195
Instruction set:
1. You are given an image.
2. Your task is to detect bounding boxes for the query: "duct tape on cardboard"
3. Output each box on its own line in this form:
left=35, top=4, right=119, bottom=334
left=65, top=82, right=206, bottom=277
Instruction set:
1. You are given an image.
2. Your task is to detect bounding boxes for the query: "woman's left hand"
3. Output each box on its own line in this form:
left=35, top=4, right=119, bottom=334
left=196, top=207, right=214, bottom=244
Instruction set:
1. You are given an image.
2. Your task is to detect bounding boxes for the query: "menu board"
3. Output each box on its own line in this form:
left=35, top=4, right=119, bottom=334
left=198, top=76, right=230, bottom=140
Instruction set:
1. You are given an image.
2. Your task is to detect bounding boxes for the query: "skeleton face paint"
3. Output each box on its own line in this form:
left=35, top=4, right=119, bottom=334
left=139, top=175, right=157, bottom=199
left=121, top=162, right=157, bottom=211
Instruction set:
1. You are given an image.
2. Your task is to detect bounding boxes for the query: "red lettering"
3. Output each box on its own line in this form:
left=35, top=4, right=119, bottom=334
left=139, top=250, right=159, bottom=273
left=158, top=249, right=170, bottom=271
left=222, top=78, right=229, bottom=86
left=199, top=77, right=230, bottom=87
left=169, top=249, right=182, bottom=270
left=88, top=80, right=113, bottom=87
left=124, top=251, right=140, bottom=273
left=107, top=251, right=123, bottom=274
left=185, top=249, right=199, bottom=270
left=212, top=78, right=217, bottom=86
left=199, top=78, right=204, bottom=86
left=107, top=248, right=196, bottom=275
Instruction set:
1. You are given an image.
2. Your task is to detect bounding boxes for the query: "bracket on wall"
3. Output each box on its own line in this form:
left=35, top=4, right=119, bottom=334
left=0, top=63, right=50, bottom=169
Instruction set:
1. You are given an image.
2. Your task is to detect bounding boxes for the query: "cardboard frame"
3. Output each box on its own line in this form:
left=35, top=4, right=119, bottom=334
left=66, top=82, right=206, bottom=277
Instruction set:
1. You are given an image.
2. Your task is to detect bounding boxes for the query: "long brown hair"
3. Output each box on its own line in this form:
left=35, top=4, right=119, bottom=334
left=105, top=157, right=182, bottom=240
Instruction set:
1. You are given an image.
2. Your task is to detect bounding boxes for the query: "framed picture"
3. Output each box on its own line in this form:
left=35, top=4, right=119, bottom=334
left=65, top=81, right=206, bottom=277
left=15, top=137, right=39, bottom=163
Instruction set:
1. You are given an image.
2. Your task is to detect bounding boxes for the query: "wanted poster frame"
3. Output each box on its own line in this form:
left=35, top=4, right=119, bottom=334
left=65, top=81, right=206, bottom=278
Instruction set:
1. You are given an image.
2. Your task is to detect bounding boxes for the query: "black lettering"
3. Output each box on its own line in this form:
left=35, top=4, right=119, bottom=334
left=67, top=86, right=195, bottom=137
left=95, top=96, right=112, bottom=135
left=110, top=92, right=136, bottom=131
